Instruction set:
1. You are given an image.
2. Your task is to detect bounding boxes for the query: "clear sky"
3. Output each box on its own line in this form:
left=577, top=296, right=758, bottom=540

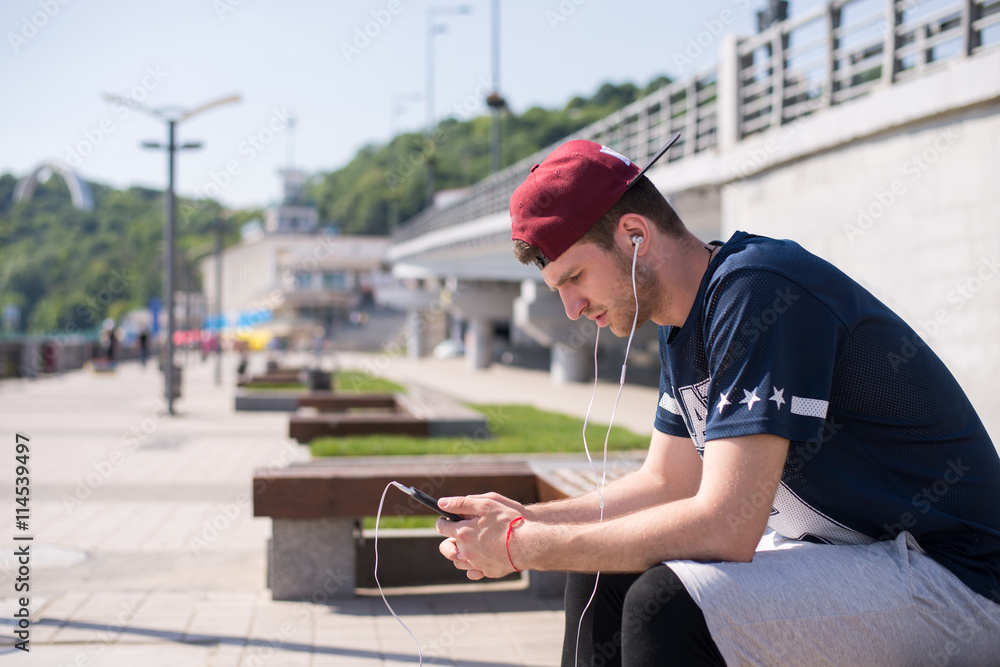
left=1, top=0, right=820, bottom=210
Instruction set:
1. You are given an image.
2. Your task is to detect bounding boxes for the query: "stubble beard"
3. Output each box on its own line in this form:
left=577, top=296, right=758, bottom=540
left=604, top=247, right=665, bottom=337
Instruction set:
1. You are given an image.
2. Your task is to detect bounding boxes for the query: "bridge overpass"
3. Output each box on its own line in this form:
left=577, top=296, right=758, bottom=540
left=384, top=0, right=1000, bottom=436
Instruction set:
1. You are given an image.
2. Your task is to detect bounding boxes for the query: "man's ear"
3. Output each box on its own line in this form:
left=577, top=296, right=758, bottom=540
left=619, top=214, right=650, bottom=254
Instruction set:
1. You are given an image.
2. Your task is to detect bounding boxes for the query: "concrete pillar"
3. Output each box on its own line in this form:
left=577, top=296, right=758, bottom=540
left=717, top=33, right=741, bottom=151
left=20, top=340, right=40, bottom=377
left=551, top=342, right=593, bottom=384
left=424, top=306, right=449, bottom=358
left=406, top=310, right=425, bottom=359
left=403, top=304, right=449, bottom=359
left=449, top=281, right=519, bottom=372
left=375, top=279, right=445, bottom=359
left=465, top=317, right=493, bottom=371
left=514, top=280, right=601, bottom=384
left=449, top=314, right=463, bottom=344
left=269, top=518, right=356, bottom=600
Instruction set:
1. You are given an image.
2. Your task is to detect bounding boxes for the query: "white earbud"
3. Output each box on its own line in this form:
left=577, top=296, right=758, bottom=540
left=630, top=235, right=643, bottom=245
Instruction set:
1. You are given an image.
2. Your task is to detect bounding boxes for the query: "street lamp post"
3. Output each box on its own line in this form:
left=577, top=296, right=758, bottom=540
left=104, top=93, right=240, bottom=414
left=389, top=93, right=421, bottom=232
left=486, top=0, right=506, bottom=174
left=425, top=4, right=471, bottom=207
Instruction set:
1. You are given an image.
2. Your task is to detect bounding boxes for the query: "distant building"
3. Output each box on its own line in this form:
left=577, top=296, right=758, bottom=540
left=199, top=168, right=390, bottom=348
left=262, top=168, right=318, bottom=234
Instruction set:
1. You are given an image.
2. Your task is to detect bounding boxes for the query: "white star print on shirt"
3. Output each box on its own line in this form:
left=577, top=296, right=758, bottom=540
left=740, top=388, right=761, bottom=411
left=770, top=387, right=786, bottom=410
left=717, top=392, right=731, bottom=414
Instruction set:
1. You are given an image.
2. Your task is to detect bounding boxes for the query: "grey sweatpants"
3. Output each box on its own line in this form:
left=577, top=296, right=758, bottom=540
left=667, top=532, right=1000, bottom=666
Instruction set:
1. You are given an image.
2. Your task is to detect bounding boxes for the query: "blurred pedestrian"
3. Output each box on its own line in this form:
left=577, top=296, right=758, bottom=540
left=139, top=329, right=149, bottom=367
left=106, top=327, right=118, bottom=363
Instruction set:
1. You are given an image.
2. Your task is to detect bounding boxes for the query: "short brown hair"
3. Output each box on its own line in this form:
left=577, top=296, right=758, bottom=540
left=512, top=176, right=684, bottom=264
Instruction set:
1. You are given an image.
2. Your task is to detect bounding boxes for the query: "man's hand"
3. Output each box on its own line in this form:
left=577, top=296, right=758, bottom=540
left=436, top=494, right=525, bottom=580
left=459, top=491, right=532, bottom=520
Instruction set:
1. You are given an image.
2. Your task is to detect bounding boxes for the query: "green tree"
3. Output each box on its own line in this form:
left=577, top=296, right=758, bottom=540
left=0, top=172, right=246, bottom=333
left=309, top=75, right=671, bottom=235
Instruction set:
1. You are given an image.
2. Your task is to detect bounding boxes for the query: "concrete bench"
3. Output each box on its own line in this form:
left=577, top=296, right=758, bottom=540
left=253, top=453, right=644, bottom=600
left=253, top=457, right=540, bottom=600
left=287, top=386, right=490, bottom=442
left=235, top=390, right=395, bottom=413
left=237, top=367, right=330, bottom=388
left=299, top=392, right=396, bottom=412
left=238, top=371, right=303, bottom=387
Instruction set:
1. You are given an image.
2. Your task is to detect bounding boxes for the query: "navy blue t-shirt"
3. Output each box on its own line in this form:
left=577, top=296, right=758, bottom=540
left=655, top=231, right=1000, bottom=602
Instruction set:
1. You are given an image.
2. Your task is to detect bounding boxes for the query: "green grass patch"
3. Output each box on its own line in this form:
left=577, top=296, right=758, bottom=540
left=310, top=403, right=648, bottom=456
left=334, top=370, right=406, bottom=394
left=242, top=382, right=307, bottom=391
left=241, top=371, right=404, bottom=394
left=363, top=515, right=438, bottom=530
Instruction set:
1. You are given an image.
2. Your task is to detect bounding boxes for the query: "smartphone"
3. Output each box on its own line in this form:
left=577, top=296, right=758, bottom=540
left=392, top=482, right=464, bottom=521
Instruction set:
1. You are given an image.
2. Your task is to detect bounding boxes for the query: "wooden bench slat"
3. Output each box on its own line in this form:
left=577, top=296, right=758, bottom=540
left=530, top=458, right=644, bottom=502
left=297, top=393, right=398, bottom=412
left=289, top=416, right=429, bottom=440
left=254, top=461, right=538, bottom=519
left=261, top=460, right=534, bottom=478
left=394, top=390, right=484, bottom=421
left=288, top=386, right=489, bottom=442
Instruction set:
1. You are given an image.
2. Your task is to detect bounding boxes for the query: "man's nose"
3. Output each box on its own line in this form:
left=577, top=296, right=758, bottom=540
left=559, top=289, right=585, bottom=320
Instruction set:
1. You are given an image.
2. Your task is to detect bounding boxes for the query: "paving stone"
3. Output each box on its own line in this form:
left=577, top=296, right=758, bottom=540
left=0, top=353, right=589, bottom=666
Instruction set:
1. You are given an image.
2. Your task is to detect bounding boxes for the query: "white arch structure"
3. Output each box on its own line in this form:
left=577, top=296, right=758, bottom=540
left=13, top=163, right=95, bottom=211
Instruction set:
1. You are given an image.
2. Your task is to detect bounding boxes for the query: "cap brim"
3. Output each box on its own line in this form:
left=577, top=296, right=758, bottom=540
left=626, top=132, right=682, bottom=190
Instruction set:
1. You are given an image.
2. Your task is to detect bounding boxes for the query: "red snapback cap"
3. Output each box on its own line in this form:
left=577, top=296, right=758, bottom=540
left=510, top=133, right=680, bottom=269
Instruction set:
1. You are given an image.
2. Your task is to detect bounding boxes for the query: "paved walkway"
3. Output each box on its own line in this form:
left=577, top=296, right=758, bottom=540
left=0, top=351, right=660, bottom=666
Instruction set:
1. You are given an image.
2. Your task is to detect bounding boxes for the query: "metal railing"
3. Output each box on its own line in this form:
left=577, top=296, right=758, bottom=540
left=737, top=0, right=1000, bottom=136
left=392, top=69, right=720, bottom=244
left=0, top=333, right=102, bottom=377
left=394, top=0, right=998, bottom=245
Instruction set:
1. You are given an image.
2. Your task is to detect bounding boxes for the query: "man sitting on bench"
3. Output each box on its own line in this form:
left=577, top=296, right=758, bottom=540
left=435, top=140, right=1000, bottom=665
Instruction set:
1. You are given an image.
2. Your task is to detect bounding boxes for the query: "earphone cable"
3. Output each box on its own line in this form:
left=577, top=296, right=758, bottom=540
left=374, top=482, right=423, bottom=665
left=574, top=324, right=603, bottom=667
left=574, top=240, right=643, bottom=665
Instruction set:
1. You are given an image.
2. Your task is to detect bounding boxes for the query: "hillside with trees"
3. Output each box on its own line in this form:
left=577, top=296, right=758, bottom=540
left=0, top=174, right=252, bottom=334
left=308, top=77, right=670, bottom=235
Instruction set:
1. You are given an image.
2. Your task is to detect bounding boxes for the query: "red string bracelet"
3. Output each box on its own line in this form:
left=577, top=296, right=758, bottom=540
left=506, top=516, right=525, bottom=572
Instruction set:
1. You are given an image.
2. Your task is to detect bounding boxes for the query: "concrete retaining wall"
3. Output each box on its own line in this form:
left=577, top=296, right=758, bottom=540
left=722, top=99, right=1000, bottom=441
